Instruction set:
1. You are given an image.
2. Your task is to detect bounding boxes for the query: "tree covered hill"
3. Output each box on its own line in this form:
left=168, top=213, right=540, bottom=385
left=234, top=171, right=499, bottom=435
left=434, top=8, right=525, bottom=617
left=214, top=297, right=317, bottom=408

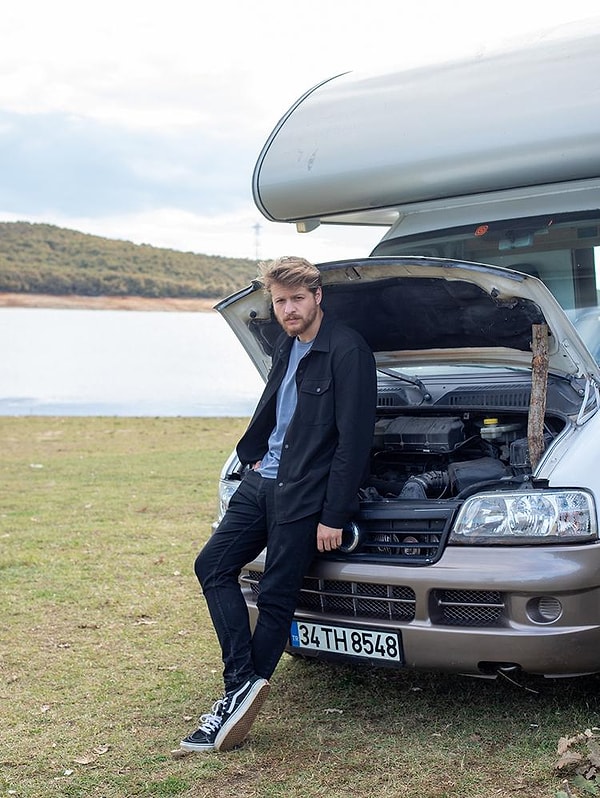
left=0, top=222, right=260, bottom=299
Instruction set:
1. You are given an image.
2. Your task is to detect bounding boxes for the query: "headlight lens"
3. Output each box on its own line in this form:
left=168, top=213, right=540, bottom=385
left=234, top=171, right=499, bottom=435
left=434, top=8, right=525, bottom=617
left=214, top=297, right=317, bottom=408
left=450, top=490, right=597, bottom=544
left=217, top=478, right=240, bottom=522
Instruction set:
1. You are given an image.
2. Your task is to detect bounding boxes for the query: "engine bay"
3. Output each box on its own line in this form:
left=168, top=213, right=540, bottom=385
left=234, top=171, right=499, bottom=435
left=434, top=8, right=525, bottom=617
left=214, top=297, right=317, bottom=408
left=364, top=411, right=562, bottom=501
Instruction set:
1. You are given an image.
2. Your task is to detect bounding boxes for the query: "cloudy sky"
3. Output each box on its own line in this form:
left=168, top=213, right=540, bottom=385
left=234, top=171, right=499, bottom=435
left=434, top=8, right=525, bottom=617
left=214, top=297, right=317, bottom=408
left=1, top=0, right=600, bottom=264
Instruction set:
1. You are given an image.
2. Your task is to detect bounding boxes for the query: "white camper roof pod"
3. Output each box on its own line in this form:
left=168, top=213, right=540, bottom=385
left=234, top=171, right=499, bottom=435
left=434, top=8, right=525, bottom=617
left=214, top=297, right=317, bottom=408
left=252, top=23, right=600, bottom=229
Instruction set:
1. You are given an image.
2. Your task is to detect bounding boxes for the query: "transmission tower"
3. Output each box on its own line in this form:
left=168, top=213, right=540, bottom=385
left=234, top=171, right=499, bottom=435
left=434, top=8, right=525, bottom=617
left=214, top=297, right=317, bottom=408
left=253, top=223, right=261, bottom=260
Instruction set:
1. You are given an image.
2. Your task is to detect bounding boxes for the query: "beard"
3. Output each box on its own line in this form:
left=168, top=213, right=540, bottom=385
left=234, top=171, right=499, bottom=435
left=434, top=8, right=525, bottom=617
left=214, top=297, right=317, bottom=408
left=281, top=302, right=319, bottom=337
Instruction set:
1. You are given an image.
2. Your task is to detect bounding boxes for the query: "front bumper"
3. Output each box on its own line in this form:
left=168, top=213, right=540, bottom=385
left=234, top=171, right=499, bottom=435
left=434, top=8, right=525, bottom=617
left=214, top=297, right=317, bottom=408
left=241, top=543, right=600, bottom=677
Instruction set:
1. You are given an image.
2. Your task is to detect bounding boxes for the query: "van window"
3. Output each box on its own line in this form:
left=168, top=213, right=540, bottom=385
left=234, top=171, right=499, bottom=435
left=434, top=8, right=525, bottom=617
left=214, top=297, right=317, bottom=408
left=373, top=211, right=600, bottom=311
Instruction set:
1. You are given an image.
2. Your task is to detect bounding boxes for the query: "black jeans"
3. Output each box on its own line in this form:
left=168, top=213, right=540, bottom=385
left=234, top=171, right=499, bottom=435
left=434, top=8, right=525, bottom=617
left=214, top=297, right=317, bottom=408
left=195, top=469, right=319, bottom=692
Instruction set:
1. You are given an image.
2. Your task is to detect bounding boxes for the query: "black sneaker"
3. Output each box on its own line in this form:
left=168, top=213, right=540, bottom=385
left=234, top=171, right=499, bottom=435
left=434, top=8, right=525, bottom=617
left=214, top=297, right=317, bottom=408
left=214, top=676, right=270, bottom=752
left=180, top=699, right=225, bottom=752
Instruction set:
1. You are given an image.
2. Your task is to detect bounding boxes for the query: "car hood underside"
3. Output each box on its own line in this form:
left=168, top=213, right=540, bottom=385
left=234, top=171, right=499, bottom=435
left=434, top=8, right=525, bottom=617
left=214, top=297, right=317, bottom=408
left=216, top=257, right=600, bottom=383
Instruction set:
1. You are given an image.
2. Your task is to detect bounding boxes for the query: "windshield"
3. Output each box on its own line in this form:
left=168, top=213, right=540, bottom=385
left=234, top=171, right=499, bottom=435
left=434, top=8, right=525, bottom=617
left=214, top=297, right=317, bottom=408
left=373, top=211, right=600, bottom=363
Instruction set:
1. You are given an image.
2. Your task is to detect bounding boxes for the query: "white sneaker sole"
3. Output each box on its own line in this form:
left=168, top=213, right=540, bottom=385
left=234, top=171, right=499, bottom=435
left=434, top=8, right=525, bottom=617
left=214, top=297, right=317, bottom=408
left=179, top=739, right=215, bottom=752
left=214, top=679, right=270, bottom=752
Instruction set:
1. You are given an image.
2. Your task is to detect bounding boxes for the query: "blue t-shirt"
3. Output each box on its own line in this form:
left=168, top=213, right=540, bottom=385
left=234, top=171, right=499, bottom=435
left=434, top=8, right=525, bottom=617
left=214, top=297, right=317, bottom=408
left=258, top=337, right=313, bottom=479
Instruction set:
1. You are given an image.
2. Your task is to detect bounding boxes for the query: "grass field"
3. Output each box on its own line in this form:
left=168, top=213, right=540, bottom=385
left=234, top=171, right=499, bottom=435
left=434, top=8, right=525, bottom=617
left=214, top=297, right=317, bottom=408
left=1, top=417, right=599, bottom=798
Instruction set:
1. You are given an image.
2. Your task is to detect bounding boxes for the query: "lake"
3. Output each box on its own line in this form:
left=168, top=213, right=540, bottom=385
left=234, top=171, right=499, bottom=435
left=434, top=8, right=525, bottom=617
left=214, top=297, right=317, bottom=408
left=0, top=308, right=264, bottom=416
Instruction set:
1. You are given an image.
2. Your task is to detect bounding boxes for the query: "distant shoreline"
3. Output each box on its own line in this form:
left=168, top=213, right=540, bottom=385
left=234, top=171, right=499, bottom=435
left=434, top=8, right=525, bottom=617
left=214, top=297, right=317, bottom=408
left=0, top=292, right=216, bottom=312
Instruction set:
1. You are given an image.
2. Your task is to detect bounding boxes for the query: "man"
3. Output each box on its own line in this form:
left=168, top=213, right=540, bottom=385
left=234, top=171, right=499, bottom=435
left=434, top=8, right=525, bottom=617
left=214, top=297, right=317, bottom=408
left=180, top=256, right=376, bottom=753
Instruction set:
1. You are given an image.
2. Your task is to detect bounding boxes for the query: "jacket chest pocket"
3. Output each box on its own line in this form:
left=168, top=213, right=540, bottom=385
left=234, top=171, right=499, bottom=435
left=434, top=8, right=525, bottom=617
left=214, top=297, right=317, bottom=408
left=298, top=378, right=333, bottom=426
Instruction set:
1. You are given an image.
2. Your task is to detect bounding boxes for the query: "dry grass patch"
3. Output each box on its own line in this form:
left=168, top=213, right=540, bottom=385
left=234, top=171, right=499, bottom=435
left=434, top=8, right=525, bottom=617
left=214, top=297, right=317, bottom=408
left=1, top=417, right=599, bottom=798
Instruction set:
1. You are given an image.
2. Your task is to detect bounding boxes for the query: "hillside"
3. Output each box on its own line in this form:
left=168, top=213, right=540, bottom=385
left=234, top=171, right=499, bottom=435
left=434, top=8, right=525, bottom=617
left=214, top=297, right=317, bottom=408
left=0, top=221, right=259, bottom=300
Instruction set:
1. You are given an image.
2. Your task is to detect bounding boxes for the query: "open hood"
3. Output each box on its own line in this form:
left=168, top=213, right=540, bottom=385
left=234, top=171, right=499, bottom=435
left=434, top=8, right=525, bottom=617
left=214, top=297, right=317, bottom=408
left=215, top=257, right=600, bottom=384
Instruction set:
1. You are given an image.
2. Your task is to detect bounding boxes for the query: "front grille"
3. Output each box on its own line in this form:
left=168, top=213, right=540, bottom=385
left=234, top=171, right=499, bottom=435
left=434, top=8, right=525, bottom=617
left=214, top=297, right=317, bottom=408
left=243, top=571, right=416, bottom=622
left=242, top=576, right=506, bottom=628
left=431, top=589, right=505, bottom=626
left=341, top=504, right=456, bottom=565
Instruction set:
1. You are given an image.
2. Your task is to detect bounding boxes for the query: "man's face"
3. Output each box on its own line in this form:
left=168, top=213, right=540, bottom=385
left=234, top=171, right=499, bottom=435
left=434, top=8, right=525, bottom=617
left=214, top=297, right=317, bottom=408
left=270, top=282, right=322, bottom=341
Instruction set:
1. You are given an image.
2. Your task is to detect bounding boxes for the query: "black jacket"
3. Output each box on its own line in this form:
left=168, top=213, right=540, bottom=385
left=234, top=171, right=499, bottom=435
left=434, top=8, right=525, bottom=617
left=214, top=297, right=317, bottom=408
left=236, top=315, right=377, bottom=527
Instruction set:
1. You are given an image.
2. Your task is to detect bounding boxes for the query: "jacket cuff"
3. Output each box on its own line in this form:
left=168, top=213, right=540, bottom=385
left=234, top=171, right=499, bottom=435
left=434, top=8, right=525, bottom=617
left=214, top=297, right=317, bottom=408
left=319, top=510, right=348, bottom=530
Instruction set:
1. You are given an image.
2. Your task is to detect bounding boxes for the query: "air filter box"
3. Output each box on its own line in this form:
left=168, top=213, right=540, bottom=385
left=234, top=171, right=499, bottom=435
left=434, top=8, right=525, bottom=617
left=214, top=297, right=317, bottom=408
left=379, top=416, right=465, bottom=453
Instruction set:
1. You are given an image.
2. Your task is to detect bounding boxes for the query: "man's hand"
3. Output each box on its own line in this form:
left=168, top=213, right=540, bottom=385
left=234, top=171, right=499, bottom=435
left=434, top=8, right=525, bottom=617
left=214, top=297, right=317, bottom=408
left=316, top=523, right=343, bottom=552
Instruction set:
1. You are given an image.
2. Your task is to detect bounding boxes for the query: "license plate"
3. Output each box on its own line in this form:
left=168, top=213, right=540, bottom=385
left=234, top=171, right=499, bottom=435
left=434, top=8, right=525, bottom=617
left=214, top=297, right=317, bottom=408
left=290, top=620, right=402, bottom=663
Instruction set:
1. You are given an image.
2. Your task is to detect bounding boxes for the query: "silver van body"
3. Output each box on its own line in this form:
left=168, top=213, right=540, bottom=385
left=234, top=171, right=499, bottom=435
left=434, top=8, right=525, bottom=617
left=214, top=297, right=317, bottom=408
left=252, top=23, right=600, bottom=230
left=216, top=22, right=600, bottom=678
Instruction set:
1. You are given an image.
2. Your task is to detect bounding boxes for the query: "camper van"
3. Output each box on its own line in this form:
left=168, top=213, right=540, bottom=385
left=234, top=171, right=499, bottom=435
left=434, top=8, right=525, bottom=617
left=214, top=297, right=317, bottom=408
left=214, top=23, right=600, bottom=678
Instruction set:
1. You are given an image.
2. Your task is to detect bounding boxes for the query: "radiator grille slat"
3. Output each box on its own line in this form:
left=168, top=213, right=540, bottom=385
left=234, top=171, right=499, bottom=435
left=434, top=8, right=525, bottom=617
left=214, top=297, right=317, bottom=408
left=243, top=571, right=416, bottom=622
left=242, top=576, right=506, bottom=628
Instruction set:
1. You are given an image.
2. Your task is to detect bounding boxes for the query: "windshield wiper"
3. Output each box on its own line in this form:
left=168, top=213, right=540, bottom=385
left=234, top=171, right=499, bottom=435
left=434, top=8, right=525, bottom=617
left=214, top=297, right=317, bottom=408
left=377, top=368, right=432, bottom=402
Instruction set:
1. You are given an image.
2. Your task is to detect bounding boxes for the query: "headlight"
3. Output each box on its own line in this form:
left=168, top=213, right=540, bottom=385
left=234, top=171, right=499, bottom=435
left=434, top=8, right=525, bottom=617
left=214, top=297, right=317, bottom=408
left=214, top=451, right=244, bottom=524
left=450, top=489, right=597, bottom=544
left=217, top=478, right=241, bottom=522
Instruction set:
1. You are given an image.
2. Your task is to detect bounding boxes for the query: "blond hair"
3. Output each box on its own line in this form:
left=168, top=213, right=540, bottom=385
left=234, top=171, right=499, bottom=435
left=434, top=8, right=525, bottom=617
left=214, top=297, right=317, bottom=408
left=258, top=256, right=321, bottom=294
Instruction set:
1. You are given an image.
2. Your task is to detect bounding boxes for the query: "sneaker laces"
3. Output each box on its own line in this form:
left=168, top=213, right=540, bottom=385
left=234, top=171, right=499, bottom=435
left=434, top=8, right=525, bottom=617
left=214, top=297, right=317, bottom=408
left=196, top=698, right=224, bottom=734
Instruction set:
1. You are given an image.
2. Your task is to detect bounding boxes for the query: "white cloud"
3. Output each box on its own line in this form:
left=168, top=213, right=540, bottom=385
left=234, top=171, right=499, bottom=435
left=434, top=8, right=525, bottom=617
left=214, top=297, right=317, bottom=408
left=1, top=0, right=600, bottom=259
left=5, top=1, right=600, bottom=128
